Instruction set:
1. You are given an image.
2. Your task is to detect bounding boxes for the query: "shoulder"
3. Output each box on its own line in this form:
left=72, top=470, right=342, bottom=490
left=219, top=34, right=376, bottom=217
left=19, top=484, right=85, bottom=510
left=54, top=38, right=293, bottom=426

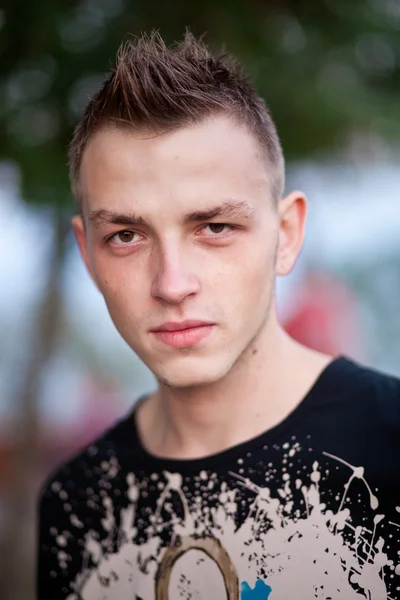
left=38, top=406, right=136, bottom=507
left=334, top=356, right=400, bottom=430
left=340, top=356, right=400, bottom=397
left=36, top=409, right=139, bottom=598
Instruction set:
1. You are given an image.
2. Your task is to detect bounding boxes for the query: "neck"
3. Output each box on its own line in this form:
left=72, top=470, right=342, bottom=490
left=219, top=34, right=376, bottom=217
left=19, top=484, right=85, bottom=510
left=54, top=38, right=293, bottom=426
left=136, top=311, right=333, bottom=460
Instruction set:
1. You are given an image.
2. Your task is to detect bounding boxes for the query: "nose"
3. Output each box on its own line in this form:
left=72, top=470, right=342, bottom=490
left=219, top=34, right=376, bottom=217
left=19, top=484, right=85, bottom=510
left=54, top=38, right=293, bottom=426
left=150, top=245, right=200, bottom=305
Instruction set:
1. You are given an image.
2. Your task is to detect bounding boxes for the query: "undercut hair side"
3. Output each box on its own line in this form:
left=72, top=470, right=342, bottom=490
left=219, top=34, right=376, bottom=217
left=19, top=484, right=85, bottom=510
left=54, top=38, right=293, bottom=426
left=68, top=30, right=285, bottom=205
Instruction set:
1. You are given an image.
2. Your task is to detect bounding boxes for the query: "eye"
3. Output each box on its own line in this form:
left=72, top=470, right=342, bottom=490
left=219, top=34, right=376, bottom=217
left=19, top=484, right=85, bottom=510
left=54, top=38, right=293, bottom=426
left=202, top=223, right=233, bottom=235
left=109, top=230, right=137, bottom=245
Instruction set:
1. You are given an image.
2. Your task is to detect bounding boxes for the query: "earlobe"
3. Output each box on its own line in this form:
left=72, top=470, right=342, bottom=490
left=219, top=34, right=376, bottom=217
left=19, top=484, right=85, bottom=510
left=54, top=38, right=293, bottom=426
left=276, top=190, right=307, bottom=277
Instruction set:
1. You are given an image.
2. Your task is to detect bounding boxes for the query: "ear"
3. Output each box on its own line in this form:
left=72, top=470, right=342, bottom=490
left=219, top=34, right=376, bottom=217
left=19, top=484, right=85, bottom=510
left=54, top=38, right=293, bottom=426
left=276, top=190, right=307, bottom=276
left=71, top=215, right=98, bottom=285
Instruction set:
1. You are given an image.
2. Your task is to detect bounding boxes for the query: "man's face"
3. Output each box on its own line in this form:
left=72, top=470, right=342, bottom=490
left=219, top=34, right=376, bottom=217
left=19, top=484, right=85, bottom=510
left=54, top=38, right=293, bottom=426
left=74, top=116, right=296, bottom=388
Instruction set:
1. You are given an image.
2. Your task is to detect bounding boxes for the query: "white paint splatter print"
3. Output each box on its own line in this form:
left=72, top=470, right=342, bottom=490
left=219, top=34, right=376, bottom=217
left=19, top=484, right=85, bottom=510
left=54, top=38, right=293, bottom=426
left=50, top=442, right=400, bottom=600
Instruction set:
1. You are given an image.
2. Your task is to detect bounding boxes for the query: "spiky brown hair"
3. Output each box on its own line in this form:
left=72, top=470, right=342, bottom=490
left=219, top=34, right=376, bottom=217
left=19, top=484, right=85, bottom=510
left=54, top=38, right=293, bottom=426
left=68, top=30, right=285, bottom=204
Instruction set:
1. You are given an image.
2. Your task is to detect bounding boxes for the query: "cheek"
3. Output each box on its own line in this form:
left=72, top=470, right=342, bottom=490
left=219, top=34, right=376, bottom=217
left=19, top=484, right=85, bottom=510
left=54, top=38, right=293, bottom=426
left=91, top=255, right=146, bottom=310
left=242, top=260, right=275, bottom=309
left=236, top=237, right=276, bottom=284
left=211, top=243, right=276, bottom=314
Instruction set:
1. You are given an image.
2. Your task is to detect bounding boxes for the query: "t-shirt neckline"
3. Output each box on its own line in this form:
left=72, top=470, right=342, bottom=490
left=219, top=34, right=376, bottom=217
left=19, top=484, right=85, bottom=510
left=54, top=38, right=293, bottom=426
left=120, top=355, right=354, bottom=472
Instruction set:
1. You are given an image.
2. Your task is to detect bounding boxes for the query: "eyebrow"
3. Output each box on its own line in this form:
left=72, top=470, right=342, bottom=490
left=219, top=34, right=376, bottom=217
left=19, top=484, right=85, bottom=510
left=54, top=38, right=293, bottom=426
left=88, top=200, right=256, bottom=229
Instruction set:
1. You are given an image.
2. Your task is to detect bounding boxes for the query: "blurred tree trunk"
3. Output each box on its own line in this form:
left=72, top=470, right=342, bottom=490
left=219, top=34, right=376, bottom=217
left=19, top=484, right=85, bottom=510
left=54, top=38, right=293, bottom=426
left=0, top=209, right=69, bottom=600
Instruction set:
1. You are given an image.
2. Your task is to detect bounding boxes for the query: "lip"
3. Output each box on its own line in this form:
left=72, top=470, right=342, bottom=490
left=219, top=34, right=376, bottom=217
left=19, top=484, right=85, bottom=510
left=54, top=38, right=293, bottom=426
left=150, top=321, right=215, bottom=349
left=151, top=320, right=214, bottom=332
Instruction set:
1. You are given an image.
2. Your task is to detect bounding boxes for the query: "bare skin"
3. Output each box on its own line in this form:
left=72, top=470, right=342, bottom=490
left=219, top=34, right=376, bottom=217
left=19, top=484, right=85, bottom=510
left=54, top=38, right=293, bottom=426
left=73, top=115, right=333, bottom=461
left=138, top=331, right=332, bottom=459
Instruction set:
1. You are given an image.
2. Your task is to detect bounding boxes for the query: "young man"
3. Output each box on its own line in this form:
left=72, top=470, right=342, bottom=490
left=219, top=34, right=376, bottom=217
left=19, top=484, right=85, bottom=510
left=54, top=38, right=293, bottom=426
left=37, top=32, right=400, bottom=600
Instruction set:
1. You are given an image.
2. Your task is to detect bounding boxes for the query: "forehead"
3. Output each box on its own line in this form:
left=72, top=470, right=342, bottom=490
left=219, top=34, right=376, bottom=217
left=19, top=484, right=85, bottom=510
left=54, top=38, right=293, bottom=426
left=80, top=116, right=271, bottom=211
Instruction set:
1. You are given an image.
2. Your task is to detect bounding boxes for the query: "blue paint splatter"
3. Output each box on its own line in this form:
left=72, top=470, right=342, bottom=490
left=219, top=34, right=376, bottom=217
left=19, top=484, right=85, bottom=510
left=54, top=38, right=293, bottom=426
left=240, top=580, right=272, bottom=599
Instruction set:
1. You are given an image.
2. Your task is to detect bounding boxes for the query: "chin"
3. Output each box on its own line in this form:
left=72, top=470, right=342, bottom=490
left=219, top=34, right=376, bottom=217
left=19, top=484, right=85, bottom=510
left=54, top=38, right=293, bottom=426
left=150, top=354, right=234, bottom=389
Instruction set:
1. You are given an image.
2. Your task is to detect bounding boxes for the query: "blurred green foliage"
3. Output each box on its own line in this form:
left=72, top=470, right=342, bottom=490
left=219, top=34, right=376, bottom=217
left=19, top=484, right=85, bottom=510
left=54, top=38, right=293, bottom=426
left=1, top=0, right=400, bottom=207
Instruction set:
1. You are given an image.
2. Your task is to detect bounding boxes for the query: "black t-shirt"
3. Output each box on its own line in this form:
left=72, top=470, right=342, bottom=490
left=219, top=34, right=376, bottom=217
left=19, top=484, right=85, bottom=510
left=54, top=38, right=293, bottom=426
left=37, top=357, right=400, bottom=599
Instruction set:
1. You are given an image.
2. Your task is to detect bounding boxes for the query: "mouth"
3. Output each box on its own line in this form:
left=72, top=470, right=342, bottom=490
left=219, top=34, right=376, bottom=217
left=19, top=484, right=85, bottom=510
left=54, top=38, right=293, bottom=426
left=150, top=321, right=215, bottom=349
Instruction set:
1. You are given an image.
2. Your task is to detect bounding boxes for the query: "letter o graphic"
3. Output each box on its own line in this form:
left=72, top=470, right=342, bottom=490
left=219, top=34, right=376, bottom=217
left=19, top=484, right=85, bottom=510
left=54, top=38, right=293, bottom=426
left=155, top=535, right=239, bottom=599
